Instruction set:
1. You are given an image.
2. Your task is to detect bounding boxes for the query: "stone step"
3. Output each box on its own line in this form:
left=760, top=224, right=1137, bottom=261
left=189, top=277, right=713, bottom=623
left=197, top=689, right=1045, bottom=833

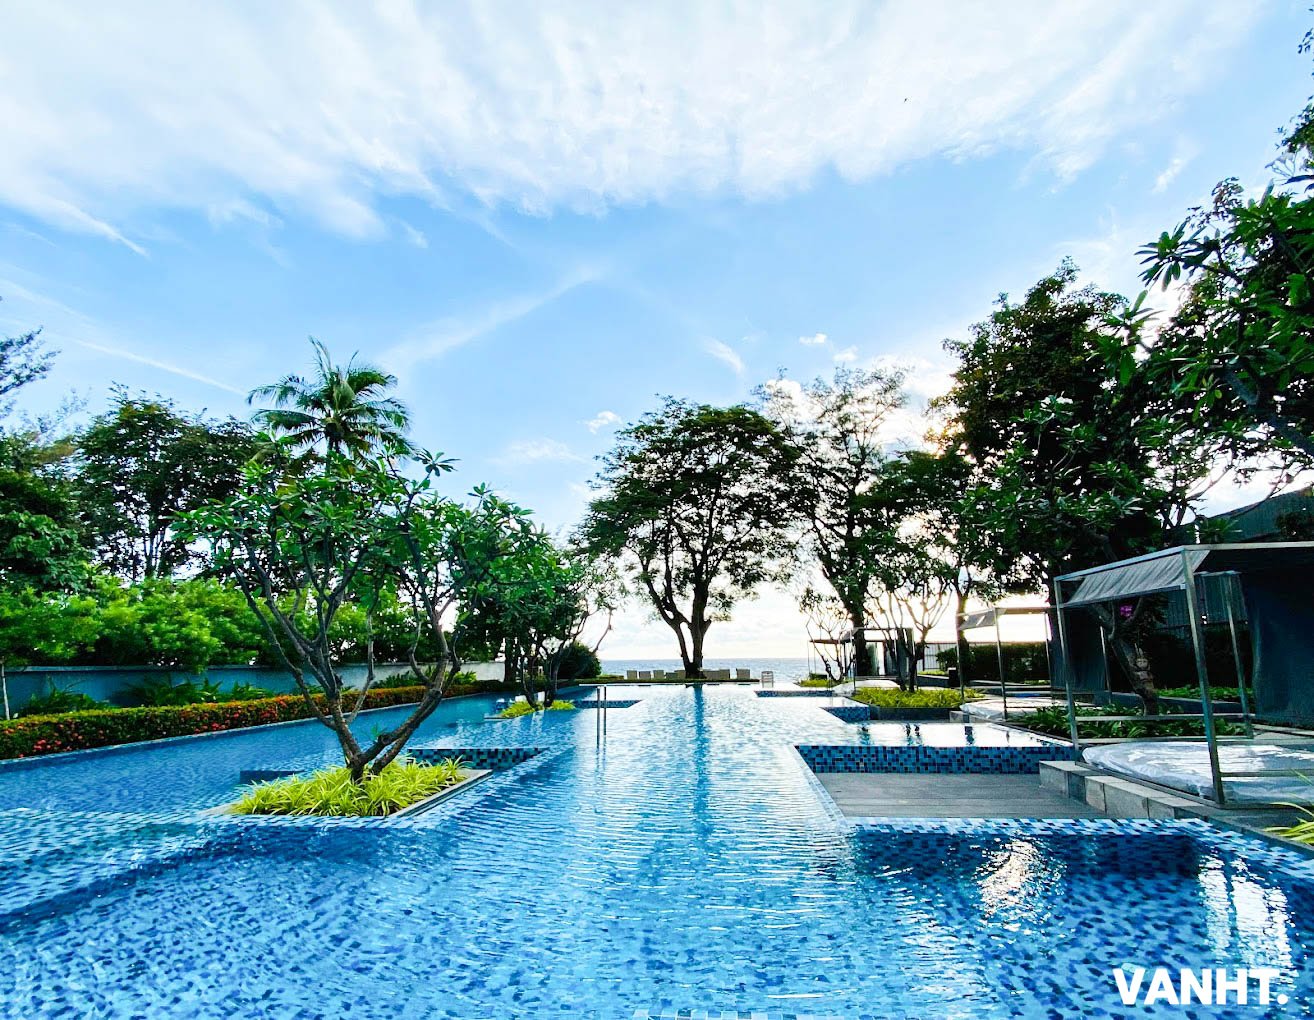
left=1039, top=760, right=1206, bottom=819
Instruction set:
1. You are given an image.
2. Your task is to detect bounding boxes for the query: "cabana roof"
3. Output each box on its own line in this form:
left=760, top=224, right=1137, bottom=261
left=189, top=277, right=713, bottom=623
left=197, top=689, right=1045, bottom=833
left=1055, top=542, right=1314, bottom=608
left=958, top=605, right=1050, bottom=631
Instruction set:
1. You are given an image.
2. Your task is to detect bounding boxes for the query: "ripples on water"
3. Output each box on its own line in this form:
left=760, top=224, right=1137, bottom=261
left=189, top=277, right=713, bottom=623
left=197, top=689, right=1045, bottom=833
left=0, top=684, right=1311, bottom=1017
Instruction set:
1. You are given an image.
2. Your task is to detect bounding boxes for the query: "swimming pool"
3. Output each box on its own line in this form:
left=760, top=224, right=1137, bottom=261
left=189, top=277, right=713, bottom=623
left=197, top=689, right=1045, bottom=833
left=1, top=684, right=1312, bottom=1017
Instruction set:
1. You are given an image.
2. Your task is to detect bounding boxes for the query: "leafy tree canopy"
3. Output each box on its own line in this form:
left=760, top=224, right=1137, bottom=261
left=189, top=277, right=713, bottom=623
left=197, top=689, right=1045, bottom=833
left=582, top=398, right=796, bottom=676
left=75, top=389, right=256, bottom=580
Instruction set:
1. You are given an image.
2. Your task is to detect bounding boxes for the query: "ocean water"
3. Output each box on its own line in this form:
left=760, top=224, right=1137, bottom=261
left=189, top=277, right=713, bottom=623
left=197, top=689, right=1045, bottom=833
left=603, top=656, right=812, bottom=680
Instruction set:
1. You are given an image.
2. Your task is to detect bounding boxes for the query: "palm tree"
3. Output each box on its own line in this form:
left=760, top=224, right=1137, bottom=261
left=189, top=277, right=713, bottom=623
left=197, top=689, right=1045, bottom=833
left=249, top=338, right=412, bottom=460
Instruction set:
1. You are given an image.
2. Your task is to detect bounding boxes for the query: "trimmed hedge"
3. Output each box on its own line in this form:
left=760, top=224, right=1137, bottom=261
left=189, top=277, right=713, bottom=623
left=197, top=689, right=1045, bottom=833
left=0, top=679, right=511, bottom=761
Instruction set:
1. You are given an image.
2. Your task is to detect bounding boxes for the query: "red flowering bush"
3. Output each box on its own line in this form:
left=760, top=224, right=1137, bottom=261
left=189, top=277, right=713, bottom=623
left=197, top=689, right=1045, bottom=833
left=0, top=679, right=509, bottom=760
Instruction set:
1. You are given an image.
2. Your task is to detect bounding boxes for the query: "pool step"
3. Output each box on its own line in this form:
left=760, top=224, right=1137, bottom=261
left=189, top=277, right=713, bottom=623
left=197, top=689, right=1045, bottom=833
left=1039, top=761, right=1206, bottom=820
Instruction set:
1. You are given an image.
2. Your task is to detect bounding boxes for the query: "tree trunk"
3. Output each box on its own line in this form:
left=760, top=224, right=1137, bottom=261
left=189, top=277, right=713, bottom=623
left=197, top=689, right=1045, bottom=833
left=688, top=620, right=707, bottom=678
left=953, top=590, right=971, bottom=690
left=847, top=606, right=872, bottom=677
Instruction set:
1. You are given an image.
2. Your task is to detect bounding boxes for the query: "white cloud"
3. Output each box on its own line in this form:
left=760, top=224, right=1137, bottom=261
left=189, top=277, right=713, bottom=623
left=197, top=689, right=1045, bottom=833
left=494, top=438, right=585, bottom=466
left=1152, top=139, right=1199, bottom=194
left=70, top=337, right=246, bottom=395
left=799, top=332, right=828, bottom=346
left=384, top=264, right=601, bottom=372
left=0, top=4, right=1258, bottom=245
left=703, top=338, right=744, bottom=375
left=400, top=222, right=429, bottom=248
left=832, top=345, right=858, bottom=364
left=583, top=409, right=621, bottom=433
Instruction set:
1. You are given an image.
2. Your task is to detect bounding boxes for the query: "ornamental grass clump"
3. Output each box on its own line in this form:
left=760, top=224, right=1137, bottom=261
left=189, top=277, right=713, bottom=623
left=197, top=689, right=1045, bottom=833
left=233, top=757, right=466, bottom=817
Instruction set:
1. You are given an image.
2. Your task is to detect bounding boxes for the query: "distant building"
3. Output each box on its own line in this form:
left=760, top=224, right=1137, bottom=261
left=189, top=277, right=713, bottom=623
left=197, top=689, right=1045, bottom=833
left=1181, top=486, right=1314, bottom=543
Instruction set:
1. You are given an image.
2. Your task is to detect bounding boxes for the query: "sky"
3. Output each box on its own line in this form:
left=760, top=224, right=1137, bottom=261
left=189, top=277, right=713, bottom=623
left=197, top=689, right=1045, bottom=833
left=0, top=1, right=1310, bottom=658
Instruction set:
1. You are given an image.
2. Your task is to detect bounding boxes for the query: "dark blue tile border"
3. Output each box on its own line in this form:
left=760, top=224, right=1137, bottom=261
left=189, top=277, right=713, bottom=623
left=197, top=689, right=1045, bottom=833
left=410, top=746, right=543, bottom=770
left=796, top=742, right=1071, bottom=775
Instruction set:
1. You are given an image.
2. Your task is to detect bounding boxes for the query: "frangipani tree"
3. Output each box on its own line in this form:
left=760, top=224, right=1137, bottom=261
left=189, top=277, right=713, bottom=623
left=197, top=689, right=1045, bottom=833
left=181, top=449, right=529, bottom=779
left=466, top=530, right=619, bottom=707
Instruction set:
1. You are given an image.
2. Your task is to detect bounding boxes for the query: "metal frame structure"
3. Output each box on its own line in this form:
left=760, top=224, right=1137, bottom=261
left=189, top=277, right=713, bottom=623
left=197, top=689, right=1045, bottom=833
left=956, top=604, right=1053, bottom=720
left=1052, top=542, right=1314, bottom=807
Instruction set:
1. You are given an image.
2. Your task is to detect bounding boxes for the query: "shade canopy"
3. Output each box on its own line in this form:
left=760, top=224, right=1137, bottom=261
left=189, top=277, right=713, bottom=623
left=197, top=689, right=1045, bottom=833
left=1055, top=543, right=1314, bottom=608
left=959, top=605, right=1051, bottom=631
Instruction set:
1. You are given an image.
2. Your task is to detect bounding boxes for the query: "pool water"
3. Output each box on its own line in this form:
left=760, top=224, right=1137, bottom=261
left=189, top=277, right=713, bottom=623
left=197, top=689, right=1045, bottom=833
left=1, top=684, right=1312, bottom=1018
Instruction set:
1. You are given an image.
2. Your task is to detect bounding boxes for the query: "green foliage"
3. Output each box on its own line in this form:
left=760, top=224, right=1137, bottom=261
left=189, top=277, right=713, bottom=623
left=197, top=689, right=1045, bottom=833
left=248, top=337, right=413, bottom=464
left=938, top=262, right=1212, bottom=589
left=798, top=676, right=841, bottom=688
left=0, top=682, right=509, bottom=759
left=0, top=683, right=430, bottom=757
left=16, top=680, right=103, bottom=717
left=936, top=643, right=1051, bottom=683
left=0, top=467, right=87, bottom=592
left=759, top=368, right=907, bottom=676
left=1009, top=704, right=1243, bottom=740
left=851, top=687, right=981, bottom=710
left=582, top=398, right=796, bottom=675
left=373, top=669, right=476, bottom=691
left=75, top=389, right=256, bottom=580
left=233, top=758, right=466, bottom=817
left=498, top=698, right=575, bottom=718
left=556, top=641, right=601, bottom=680
left=1153, top=685, right=1244, bottom=702
left=0, top=312, right=54, bottom=416
left=119, top=675, right=274, bottom=707
left=122, top=675, right=223, bottom=706
left=1267, top=804, right=1314, bottom=841
left=0, top=576, right=269, bottom=670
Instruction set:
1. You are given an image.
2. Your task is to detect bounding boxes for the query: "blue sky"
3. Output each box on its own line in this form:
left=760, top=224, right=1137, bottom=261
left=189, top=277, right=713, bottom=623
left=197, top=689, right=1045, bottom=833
left=0, top=2, right=1310, bottom=657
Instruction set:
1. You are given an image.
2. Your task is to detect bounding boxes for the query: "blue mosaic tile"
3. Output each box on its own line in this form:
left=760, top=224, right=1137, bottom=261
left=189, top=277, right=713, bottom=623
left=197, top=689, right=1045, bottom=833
left=820, top=704, right=872, bottom=723
left=754, top=689, right=840, bottom=698
left=796, top=742, right=1072, bottom=774
left=409, top=745, right=544, bottom=770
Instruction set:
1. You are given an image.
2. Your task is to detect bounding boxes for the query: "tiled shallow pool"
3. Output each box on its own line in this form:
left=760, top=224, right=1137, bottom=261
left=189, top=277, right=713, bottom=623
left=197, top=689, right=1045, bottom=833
left=1, top=684, right=1312, bottom=1017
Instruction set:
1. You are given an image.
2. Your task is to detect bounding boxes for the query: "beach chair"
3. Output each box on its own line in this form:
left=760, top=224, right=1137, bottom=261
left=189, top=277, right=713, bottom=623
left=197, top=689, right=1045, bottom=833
left=760, top=670, right=775, bottom=688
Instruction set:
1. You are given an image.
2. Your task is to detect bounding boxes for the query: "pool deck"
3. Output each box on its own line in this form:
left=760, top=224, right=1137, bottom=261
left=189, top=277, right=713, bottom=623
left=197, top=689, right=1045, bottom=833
left=816, top=771, right=1102, bottom=819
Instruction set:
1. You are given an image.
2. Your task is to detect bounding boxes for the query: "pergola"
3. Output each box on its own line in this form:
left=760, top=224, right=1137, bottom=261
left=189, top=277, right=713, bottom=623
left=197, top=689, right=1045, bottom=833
left=1053, top=542, right=1314, bottom=805
left=957, top=604, right=1053, bottom=720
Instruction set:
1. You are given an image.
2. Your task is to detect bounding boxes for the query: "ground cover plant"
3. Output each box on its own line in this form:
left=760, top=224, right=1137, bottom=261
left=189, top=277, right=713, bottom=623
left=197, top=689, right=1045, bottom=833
left=798, top=675, right=842, bottom=688
left=232, top=757, right=466, bottom=817
left=498, top=699, right=576, bottom=719
left=1153, top=685, right=1245, bottom=702
left=850, top=687, right=981, bottom=710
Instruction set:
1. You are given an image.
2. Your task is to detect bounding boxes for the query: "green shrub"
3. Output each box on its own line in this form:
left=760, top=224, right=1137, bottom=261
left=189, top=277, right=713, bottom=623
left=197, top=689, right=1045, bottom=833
left=233, top=758, right=466, bottom=817
left=799, top=676, right=841, bottom=689
left=556, top=642, right=601, bottom=680
left=17, top=680, right=104, bottom=717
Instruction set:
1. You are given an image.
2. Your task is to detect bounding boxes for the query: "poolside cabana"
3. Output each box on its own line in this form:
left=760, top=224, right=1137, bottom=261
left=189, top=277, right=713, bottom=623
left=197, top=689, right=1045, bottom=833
left=957, top=604, right=1054, bottom=720
left=1053, top=542, right=1314, bottom=806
